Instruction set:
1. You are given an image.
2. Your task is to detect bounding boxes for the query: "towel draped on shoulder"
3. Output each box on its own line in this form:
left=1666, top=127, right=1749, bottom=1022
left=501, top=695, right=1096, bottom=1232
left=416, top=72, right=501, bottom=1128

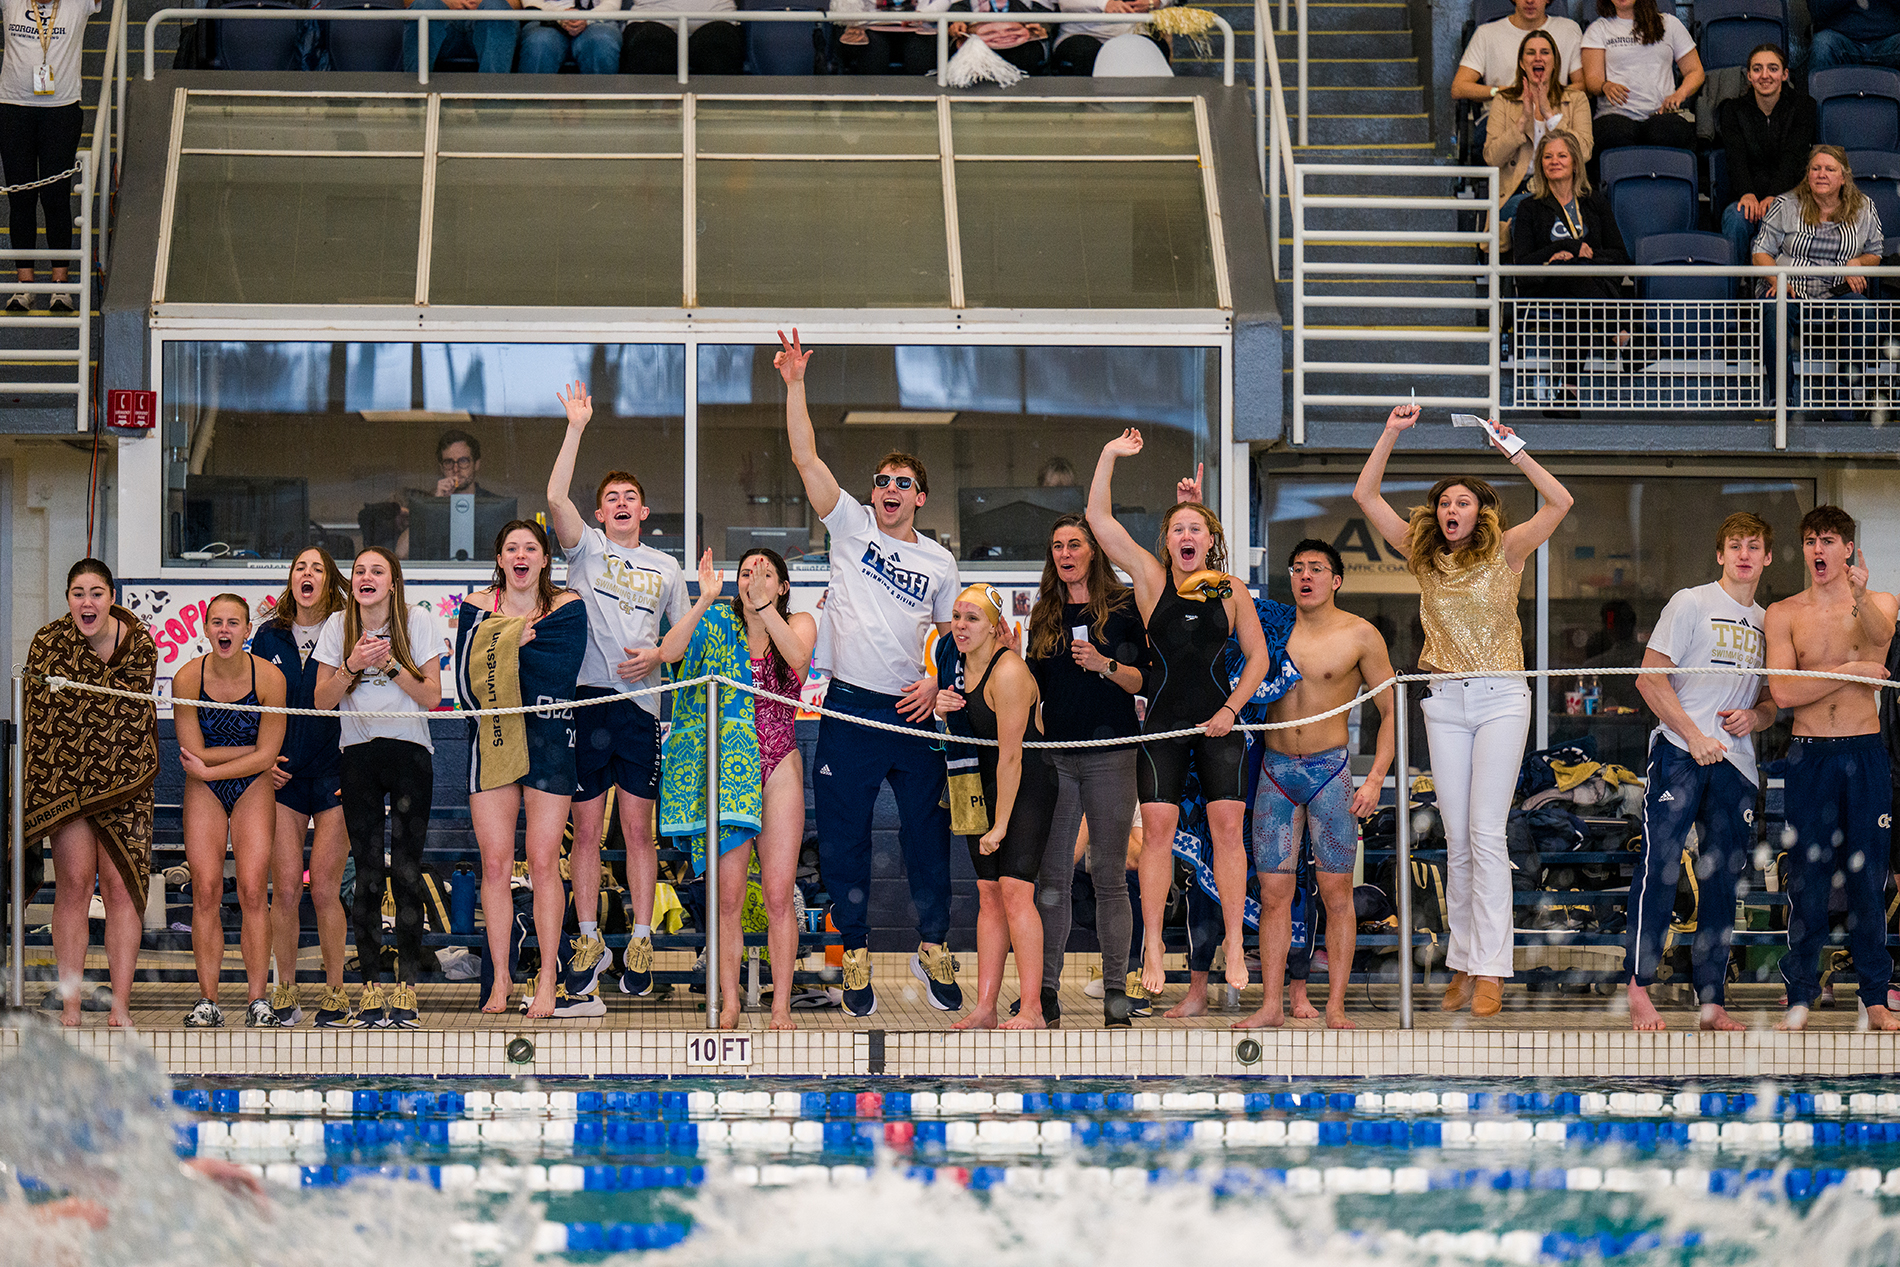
left=456, top=599, right=589, bottom=795
left=22, top=607, right=160, bottom=908
left=659, top=603, right=762, bottom=874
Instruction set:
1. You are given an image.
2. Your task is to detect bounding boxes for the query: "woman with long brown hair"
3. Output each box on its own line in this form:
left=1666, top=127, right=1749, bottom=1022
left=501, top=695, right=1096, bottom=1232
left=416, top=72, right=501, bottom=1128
left=254, top=547, right=350, bottom=1027
left=455, top=520, right=588, bottom=1019
left=1353, top=402, right=1573, bottom=1018
left=1580, top=0, right=1702, bottom=158
left=1087, top=431, right=1271, bottom=1003
left=1486, top=29, right=1593, bottom=225
left=313, top=546, right=449, bottom=1029
left=1024, top=513, right=1145, bottom=1025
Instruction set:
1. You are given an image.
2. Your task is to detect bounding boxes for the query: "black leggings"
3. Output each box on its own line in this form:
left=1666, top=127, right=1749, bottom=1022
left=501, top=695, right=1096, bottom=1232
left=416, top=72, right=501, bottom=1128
left=621, top=21, right=746, bottom=74
left=840, top=29, right=936, bottom=75
left=0, top=102, right=80, bottom=270
left=342, top=738, right=433, bottom=985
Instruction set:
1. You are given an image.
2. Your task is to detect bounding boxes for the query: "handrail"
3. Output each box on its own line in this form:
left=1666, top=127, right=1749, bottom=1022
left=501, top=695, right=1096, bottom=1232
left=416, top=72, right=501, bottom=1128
left=1253, top=0, right=1299, bottom=280
left=89, top=0, right=128, bottom=277
left=140, top=8, right=1234, bottom=87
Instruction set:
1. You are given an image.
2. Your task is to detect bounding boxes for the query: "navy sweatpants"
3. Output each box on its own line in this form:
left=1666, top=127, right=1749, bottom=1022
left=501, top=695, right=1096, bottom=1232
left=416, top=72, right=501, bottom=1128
left=1625, top=739, right=1755, bottom=1005
left=1782, top=734, right=1893, bottom=1010
left=812, top=680, right=953, bottom=953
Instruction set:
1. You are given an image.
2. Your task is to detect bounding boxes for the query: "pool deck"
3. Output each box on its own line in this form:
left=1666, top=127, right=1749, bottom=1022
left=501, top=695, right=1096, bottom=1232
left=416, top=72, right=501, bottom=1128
left=10, top=953, right=1900, bottom=1080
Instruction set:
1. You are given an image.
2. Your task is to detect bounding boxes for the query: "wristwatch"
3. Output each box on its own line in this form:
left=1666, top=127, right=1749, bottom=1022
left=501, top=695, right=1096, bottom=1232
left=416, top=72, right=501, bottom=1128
left=1490, top=85, right=1502, bottom=98
left=1101, top=658, right=1120, bottom=678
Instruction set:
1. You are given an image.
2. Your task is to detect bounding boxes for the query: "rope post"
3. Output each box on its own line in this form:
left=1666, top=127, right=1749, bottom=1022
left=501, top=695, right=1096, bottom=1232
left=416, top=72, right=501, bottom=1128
left=9, top=673, right=24, bottom=1009
left=703, top=677, right=720, bottom=1030
left=1393, top=679, right=1413, bottom=1031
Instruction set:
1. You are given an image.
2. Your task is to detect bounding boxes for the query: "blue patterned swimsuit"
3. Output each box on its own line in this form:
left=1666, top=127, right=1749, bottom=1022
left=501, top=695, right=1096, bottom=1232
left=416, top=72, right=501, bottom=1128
left=199, top=657, right=262, bottom=814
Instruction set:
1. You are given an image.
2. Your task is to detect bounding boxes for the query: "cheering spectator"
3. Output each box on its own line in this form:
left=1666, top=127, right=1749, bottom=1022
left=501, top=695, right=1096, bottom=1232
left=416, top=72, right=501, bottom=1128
left=518, top=0, right=621, bottom=74
left=1715, top=44, right=1817, bottom=268
left=1453, top=0, right=1583, bottom=102
left=1486, top=29, right=1595, bottom=223
left=949, top=0, right=1050, bottom=76
left=0, top=0, right=99, bottom=314
left=1809, top=0, right=1900, bottom=75
left=401, top=0, right=522, bottom=74
left=620, top=0, right=744, bottom=74
left=1581, top=0, right=1704, bottom=158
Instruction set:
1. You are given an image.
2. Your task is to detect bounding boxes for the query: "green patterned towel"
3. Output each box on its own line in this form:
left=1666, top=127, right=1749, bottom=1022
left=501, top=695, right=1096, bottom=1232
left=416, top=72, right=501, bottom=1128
left=659, top=603, right=762, bottom=874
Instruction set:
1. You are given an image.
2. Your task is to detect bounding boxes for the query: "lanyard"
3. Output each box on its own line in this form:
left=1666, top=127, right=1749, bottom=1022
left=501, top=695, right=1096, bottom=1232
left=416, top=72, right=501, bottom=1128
left=1555, top=198, right=1584, bottom=243
left=28, top=0, right=58, bottom=63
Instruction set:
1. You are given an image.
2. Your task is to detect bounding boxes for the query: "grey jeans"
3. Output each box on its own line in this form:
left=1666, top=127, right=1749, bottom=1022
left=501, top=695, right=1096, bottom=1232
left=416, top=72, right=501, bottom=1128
left=1037, top=748, right=1137, bottom=991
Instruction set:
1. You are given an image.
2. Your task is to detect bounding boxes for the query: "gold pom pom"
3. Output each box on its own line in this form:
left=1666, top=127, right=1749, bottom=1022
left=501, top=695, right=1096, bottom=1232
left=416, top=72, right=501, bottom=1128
left=1149, top=5, right=1217, bottom=55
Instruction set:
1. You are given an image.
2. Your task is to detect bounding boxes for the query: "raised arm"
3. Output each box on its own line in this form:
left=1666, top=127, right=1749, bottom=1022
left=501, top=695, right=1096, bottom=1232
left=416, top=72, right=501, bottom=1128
left=1498, top=437, right=1574, bottom=571
left=775, top=328, right=841, bottom=520
left=1351, top=404, right=1420, bottom=550
left=547, top=381, right=593, bottom=552
left=660, top=551, right=726, bottom=665
left=1848, top=549, right=1898, bottom=649
left=1351, top=626, right=1397, bottom=819
left=1085, top=430, right=1168, bottom=611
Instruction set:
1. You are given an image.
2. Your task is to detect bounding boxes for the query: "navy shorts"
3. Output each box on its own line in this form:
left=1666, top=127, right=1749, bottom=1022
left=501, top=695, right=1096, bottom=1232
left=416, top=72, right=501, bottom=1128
left=277, top=773, right=342, bottom=819
left=573, top=686, right=662, bottom=802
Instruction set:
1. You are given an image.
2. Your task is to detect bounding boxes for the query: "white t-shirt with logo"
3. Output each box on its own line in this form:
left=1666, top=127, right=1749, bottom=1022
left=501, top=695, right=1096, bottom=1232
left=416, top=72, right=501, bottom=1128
left=815, top=492, right=959, bottom=697
left=1581, top=14, right=1696, bottom=121
left=565, top=527, right=688, bottom=710
left=313, top=606, right=451, bottom=752
left=1646, top=581, right=1767, bottom=786
left=1459, top=15, right=1582, bottom=88
left=0, top=0, right=100, bottom=107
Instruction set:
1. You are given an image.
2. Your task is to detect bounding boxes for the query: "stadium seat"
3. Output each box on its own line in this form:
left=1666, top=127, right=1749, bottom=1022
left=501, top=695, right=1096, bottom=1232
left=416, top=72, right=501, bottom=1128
left=1849, top=150, right=1900, bottom=239
left=1707, top=149, right=1729, bottom=211
left=1635, top=233, right=1736, bottom=366
left=211, top=0, right=305, bottom=71
left=1693, top=0, right=1786, bottom=71
left=1600, top=147, right=1699, bottom=248
left=1813, top=66, right=1900, bottom=152
left=741, top=0, right=827, bottom=75
left=315, top=0, right=403, bottom=72
left=1635, top=231, right=1733, bottom=298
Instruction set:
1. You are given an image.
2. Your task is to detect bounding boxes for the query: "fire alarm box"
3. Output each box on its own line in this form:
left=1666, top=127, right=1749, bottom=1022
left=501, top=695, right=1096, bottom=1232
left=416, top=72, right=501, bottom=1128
left=106, top=389, right=157, bottom=432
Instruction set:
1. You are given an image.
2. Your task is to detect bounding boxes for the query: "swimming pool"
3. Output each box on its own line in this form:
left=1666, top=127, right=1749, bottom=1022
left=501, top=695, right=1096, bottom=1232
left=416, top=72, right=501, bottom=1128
left=9, top=1025, right=1900, bottom=1265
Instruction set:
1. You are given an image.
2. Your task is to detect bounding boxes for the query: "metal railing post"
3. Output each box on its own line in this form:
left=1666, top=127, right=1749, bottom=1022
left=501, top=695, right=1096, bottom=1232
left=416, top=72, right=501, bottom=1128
left=677, top=17, right=690, bottom=86
left=936, top=17, right=950, bottom=88
left=9, top=674, right=25, bottom=1009
left=1775, top=278, right=1789, bottom=449
left=1295, top=0, right=1307, bottom=146
left=77, top=154, right=90, bottom=433
left=418, top=15, right=429, bottom=85
left=703, top=677, right=720, bottom=1028
left=1393, top=679, right=1412, bottom=1030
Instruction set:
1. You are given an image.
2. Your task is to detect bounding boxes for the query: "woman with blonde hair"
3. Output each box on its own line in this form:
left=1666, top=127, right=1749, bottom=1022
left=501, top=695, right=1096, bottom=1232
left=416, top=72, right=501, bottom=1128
left=1486, top=29, right=1593, bottom=224
left=1353, top=403, right=1574, bottom=1018
left=313, top=546, right=449, bottom=1029
left=254, top=547, right=351, bottom=1026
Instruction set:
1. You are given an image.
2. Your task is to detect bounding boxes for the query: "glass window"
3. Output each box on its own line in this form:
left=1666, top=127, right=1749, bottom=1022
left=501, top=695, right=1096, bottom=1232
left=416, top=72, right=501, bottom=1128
left=180, top=95, right=427, bottom=153
left=160, top=342, right=686, bottom=567
left=696, top=343, right=1219, bottom=570
left=949, top=100, right=1200, bottom=157
left=695, top=99, right=939, bottom=157
left=434, top=97, right=683, bottom=155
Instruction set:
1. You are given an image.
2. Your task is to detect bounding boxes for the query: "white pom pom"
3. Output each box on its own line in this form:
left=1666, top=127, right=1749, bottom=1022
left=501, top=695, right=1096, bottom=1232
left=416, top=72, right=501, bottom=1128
left=944, top=36, right=1026, bottom=87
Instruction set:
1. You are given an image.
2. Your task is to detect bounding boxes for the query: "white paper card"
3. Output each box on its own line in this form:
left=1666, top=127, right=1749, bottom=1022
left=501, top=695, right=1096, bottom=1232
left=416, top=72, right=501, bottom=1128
left=1450, top=413, right=1527, bottom=457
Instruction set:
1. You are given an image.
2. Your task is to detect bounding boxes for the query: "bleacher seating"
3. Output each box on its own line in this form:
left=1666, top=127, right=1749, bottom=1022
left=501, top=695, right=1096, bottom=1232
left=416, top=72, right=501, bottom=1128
left=740, top=0, right=830, bottom=76
left=1692, top=0, right=1788, bottom=72
left=1600, top=147, right=1700, bottom=246
left=211, top=0, right=306, bottom=71
left=316, top=0, right=405, bottom=73
left=1813, top=66, right=1900, bottom=153
left=1850, top=150, right=1900, bottom=238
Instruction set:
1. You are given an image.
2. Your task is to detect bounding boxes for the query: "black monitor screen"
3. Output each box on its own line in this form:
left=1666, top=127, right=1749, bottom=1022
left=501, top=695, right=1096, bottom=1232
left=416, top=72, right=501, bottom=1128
left=408, top=495, right=520, bottom=562
left=181, top=476, right=310, bottom=560
left=957, top=486, right=1086, bottom=562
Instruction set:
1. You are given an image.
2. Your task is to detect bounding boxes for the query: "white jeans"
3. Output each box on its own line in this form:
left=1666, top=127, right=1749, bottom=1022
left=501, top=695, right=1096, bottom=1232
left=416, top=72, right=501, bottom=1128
left=1420, top=677, right=1532, bottom=979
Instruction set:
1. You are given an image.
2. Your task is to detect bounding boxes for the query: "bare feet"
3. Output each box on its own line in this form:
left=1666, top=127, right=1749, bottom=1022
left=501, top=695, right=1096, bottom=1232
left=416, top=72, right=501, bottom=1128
left=1325, top=1004, right=1355, bottom=1030
left=1288, top=983, right=1321, bottom=1021
left=718, top=1000, right=740, bottom=1030
left=60, top=1005, right=81, bottom=1028
left=999, top=1010, right=1045, bottom=1031
left=1231, top=1004, right=1285, bottom=1029
left=1628, top=983, right=1666, bottom=1032
left=108, top=1010, right=132, bottom=1029
left=1165, top=989, right=1209, bottom=1019
left=1223, top=938, right=1249, bottom=991
left=770, top=1010, right=798, bottom=1032
left=952, top=1008, right=998, bottom=1031
left=1699, top=1004, right=1745, bottom=1032
left=1140, top=940, right=1166, bottom=996
left=481, top=986, right=511, bottom=1015
left=1776, top=1004, right=1810, bottom=1032
left=1868, top=1004, right=1900, bottom=1032
left=524, top=977, right=556, bottom=1020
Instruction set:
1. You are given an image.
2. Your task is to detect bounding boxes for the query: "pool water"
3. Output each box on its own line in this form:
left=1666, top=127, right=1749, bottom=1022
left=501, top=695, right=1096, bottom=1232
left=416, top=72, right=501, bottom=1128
left=8, top=1026, right=1900, bottom=1265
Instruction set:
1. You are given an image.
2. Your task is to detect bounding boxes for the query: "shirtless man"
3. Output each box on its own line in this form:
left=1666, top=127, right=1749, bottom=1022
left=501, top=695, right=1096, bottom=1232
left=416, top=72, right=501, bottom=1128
left=1763, top=505, right=1900, bottom=1032
left=1235, top=539, right=1396, bottom=1031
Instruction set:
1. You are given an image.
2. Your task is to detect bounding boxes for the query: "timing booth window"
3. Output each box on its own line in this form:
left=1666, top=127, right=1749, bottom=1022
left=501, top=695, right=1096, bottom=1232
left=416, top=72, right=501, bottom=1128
left=160, top=342, right=687, bottom=566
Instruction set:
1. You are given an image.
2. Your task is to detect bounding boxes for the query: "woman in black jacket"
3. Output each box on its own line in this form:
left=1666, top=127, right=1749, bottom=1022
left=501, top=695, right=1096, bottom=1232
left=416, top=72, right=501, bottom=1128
left=1510, top=129, right=1633, bottom=416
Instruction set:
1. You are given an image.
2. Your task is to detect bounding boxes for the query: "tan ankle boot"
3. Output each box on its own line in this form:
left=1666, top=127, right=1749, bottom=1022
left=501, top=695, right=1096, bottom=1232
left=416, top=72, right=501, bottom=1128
left=1441, top=972, right=1473, bottom=1012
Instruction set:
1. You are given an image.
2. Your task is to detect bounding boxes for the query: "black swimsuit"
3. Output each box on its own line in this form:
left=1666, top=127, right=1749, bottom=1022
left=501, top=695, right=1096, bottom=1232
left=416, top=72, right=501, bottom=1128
left=1138, top=585, right=1245, bottom=805
left=199, top=657, right=262, bottom=815
left=961, top=648, right=1059, bottom=884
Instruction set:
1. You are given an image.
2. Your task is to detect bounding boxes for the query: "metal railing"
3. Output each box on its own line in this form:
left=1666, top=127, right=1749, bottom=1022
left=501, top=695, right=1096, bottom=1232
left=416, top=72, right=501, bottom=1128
left=0, top=154, right=93, bottom=427
left=1253, top=0, right=1301, bottom=280
left=141, top=8, right=1234, bottom=87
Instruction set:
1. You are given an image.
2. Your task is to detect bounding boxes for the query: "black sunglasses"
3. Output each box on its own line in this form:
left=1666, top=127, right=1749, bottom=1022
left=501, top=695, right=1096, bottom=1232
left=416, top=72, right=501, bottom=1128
left=873, top=474, right=915, bottom=490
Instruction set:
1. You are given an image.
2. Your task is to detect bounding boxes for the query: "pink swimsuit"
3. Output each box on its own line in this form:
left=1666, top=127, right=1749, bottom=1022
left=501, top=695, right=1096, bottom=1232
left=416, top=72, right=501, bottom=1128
left=751, top=651, right=801, bottom=783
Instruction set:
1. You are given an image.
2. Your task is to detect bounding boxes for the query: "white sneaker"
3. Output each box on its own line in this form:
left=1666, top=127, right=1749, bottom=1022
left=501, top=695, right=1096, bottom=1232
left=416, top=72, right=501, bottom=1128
left=1082, top=967, right=1106, bottom=1000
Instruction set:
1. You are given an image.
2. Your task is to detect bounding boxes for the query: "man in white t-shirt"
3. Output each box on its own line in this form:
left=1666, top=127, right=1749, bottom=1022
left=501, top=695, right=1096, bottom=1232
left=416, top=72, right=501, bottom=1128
left=775, top=329, right=963, bottom=1019
left=548, top=382, right=688, bottom=1001
left=1451, top=0, right=1583, bottom=101
left=1625, top=512, right=1779, bottom=1034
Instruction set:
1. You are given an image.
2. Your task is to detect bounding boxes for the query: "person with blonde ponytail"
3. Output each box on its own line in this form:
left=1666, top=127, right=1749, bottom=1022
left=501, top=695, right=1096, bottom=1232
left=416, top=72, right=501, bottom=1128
left=313, top=547, right=450, bottom=1029
left=1353, top=403, right=1573, bottom=1019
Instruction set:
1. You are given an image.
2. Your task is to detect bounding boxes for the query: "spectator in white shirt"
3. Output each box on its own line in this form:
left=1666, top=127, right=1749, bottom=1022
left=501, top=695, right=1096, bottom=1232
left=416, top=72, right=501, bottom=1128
left=1580, top=0, right=1704, bottom=158
left=1452, top=0, right=1584, bottom=102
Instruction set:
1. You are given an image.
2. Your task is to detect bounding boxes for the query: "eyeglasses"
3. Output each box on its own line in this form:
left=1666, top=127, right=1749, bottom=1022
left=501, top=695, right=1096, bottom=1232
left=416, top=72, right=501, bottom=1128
left=873, top=474, right=915, bottom=490
left=439, top=455, right=475, bottom=471
left=1288, top=564, right=1334, bottom=577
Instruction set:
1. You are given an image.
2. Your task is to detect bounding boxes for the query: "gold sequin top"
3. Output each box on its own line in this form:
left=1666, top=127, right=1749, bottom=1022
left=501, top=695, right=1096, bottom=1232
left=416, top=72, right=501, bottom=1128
left=1416, top=548, right=1525, bottom=674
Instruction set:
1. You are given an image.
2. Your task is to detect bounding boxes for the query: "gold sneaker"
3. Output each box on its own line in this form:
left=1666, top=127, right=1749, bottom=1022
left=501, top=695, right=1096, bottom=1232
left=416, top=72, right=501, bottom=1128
left=840, top=947, right=877, bottom=1017
left=565, top=931, right=608, bottom=996
left=910, top=942, right=963, bottom=1011
left=313, top=984, right=356, bottom=1028
left=268, top=980, right=304, bottom=1027
left=619, top=935, right=656, bottom=997
left=357, top=981, right=390, bottom=1028
left=385, top=982, right=421, bottom=1029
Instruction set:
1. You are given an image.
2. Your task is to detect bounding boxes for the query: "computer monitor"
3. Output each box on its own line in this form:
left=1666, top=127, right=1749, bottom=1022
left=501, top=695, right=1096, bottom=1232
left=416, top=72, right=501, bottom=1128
left=644, top=513, right=705, bottom=566
left=407, top=495, right=519, bottom=562
left=725, top=526, right=809, bottom=562
left=957, top=486, right=1085, bottom=562
left=180, top=475, right=310, bottom=560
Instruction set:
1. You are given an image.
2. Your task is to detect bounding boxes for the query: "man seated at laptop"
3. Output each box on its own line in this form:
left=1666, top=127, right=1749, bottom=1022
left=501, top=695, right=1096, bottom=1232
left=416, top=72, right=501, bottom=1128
left=360, top=430, right=512, bottom=558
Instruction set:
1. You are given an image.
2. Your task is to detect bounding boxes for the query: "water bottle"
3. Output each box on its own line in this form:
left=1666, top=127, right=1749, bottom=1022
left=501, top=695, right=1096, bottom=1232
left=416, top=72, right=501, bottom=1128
left=447, top=865, right=478, bottom=935
left=1583, top=675, right=1601, bottom=716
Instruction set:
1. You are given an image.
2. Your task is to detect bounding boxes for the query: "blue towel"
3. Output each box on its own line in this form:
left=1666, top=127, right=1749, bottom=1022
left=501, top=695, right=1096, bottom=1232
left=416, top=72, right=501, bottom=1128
left=456, top=600, right=589, bottom=794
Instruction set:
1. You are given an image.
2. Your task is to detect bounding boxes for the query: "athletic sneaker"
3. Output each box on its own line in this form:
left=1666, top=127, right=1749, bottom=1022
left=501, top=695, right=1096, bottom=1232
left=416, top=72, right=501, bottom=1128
left=564, top=931, right=608, bottom=998
left=269, top=981, right=304, bottom=1028
left=312, top=985, right=356, bottom=1028
left=841, top=947, right=877, bottom=1018
left=1082, top=967, right=1106, bottom=999
left=911, top=943, right=963, bottom=1012
left=245, top=997, right=282, bottom=1028
left=1124, top=972, right=1153, bottom=1019
left=49, top=293, right=75, bottom=315
left=356, top=982, right=390, bottom=1029
left=384, top=982, right=421, bottom=1029
left=550, top=985, right=606, bottom=1019
left=183, top=997, right=225, bottom=1028
left=619, top=935, right=655, bottom=998
left=4, top=294, right=30, bottom=314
